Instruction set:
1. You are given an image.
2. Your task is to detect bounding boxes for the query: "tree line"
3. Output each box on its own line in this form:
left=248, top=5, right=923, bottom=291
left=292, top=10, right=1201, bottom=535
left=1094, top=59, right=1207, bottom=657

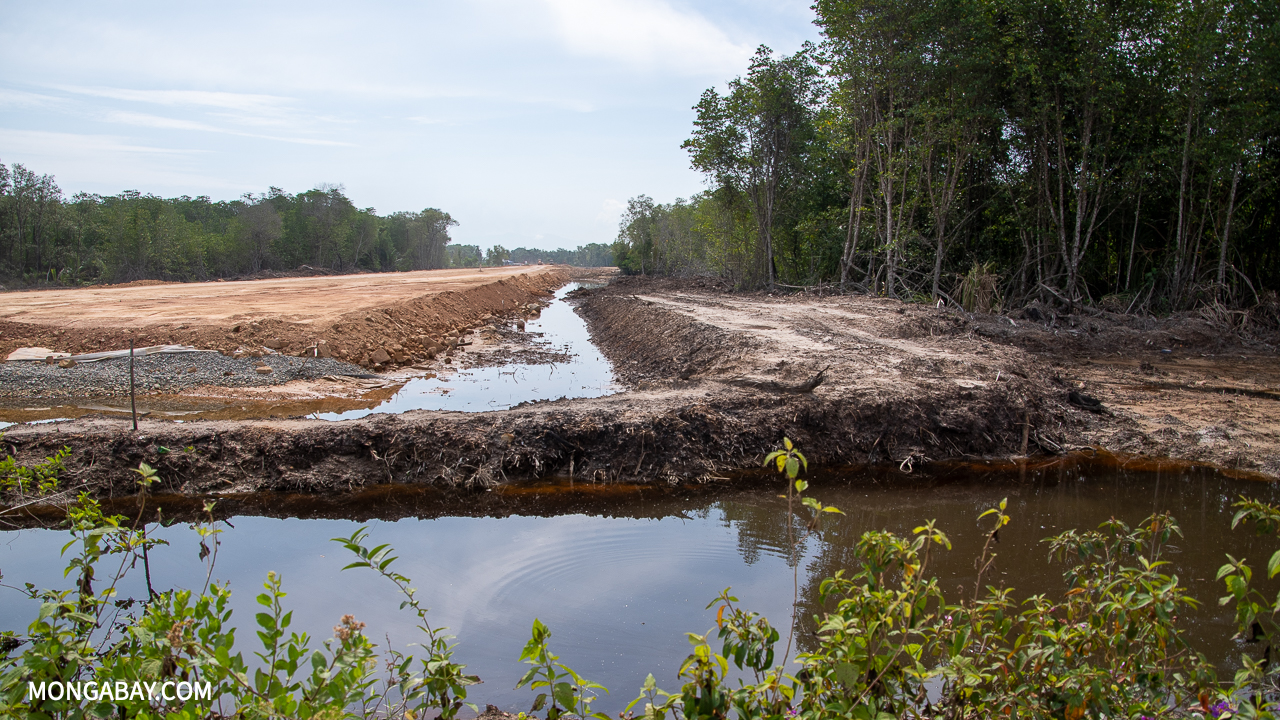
left=0, top=165, right=467, bottom=285
left=613, top=0, right=1279, bottom=312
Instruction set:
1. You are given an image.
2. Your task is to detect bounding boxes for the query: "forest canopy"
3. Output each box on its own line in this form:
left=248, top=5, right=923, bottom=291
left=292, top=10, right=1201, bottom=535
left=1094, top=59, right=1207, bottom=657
left=613, top=0, right=1280, bottom=313
left=0, top=168, right=611, bottom=286
left=0, top=170, right=463, bottom=285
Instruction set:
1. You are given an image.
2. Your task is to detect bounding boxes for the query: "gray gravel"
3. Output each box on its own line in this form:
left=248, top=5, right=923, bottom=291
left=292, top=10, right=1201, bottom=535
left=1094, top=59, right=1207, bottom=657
left=0, top=352, right=373, bottom=399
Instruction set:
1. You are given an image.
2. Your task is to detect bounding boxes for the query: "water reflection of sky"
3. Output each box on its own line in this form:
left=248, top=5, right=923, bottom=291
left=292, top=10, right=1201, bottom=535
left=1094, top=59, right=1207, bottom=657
left=3, top=463, right=1280, bottom=715
left=316, top=283, right=620, bottom=420
left=0, top=507, right=798, bottom=715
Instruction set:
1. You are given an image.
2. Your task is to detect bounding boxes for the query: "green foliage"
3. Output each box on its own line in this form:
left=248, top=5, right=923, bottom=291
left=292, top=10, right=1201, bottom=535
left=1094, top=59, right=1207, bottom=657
left=615, top=0, right=1279, bottom=307
left=0, top=443, right=68, bottom=498
left=510, top=244, right=613, bottom=268
left=12, top=451, right=1280, bottom=719
left=516, top=619, right=608, bottom=720
left=0, top=176, right=460, bottom=285
left=1218, top=497, right=1280, bottom=715
left=331, top=526, right=480, bottom=720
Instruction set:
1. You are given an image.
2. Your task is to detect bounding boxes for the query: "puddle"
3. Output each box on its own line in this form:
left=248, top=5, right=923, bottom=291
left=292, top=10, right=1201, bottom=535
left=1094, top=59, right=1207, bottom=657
left=0, top=283, right=618, bottom=425
left=316, top=282, right=619, bottom=419
left=2, top=457, right=1277, bottom=714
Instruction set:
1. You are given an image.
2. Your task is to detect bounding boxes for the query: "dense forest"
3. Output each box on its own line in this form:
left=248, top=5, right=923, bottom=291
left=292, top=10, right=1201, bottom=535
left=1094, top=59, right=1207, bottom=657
left=0, top=168, right=460, bottom=285
left=0, top=165, right=611, bottom=286
left=444, top=243, right=613, bottom=268
left=613, top=0, right=1279, bottom=313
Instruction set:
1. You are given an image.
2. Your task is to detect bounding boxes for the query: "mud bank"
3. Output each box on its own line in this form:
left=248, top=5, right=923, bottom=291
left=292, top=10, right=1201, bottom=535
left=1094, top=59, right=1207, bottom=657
left=2, top=276, right=1277, bottom=507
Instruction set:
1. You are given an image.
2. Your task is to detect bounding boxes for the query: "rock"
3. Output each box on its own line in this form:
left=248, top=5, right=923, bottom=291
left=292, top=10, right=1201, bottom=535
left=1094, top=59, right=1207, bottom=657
left=232, top=324, right=242, bottom=333
left=316, top=343, right=333, bottom=358
left=391, top=349, right=410, bottom=363
left=255, top=366, right=273, bottom=375
left=370, top=348, right=392, bottom=364
left=264, top=338, right=283, bottom=349
left=58, top=359, right=77, bottom=369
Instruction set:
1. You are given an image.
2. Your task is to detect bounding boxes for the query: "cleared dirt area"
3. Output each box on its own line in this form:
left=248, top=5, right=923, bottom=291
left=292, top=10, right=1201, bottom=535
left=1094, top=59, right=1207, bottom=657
left=0, top=266, right=567, bottom=369
left=2, top=275, right=1278, bottom=511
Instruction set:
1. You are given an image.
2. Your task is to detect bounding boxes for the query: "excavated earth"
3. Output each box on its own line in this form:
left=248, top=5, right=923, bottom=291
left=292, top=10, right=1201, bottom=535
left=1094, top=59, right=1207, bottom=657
left=0, top=266, right=567, bottom=370
left=2, top=274, right=1278, bottom=518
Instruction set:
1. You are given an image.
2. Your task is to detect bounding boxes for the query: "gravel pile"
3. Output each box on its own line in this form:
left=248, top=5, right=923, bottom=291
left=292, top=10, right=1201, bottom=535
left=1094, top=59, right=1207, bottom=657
left=0, top=352, right=373, bottom=399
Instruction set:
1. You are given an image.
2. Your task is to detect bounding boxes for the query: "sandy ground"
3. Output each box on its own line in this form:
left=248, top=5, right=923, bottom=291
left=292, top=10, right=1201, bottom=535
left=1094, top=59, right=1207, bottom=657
left=1, top=275, right=1277, bottom=511
left=0, top=266, right=552, bottom=328
left=0, top=266, right=568, bottom=370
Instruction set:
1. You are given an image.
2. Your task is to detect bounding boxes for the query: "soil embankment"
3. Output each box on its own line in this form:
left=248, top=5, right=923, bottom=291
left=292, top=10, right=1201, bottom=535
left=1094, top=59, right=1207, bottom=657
left=0, top=266, right=567, bottom=370
left=2, top=275, right=1278, bottom=511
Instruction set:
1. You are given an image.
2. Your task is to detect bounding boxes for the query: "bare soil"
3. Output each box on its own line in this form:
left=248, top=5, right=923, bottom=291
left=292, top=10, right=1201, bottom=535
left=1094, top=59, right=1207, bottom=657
left=2, top=274, right=1277, bottom=513
left=0, top=265, right=567, bottom=370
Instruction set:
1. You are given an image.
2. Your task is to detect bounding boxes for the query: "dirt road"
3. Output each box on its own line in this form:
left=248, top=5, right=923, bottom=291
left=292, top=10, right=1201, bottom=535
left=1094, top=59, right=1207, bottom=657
left=0, top=266, right=567, bottom=369
left=2, top=275, right=1277, bottom=509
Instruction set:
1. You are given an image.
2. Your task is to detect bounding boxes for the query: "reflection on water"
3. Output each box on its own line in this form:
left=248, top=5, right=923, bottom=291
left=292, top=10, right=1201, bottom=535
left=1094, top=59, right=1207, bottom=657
left=0, top=283, right=618, bottom=428
left=1, top=455, right=1277, bottom=714
left=316, top=283, right=619, bottom=419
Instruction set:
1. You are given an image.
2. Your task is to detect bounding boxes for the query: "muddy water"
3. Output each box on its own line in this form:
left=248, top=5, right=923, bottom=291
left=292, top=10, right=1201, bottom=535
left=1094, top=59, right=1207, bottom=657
left=317, top=282, right=618, bottom=419
left=1, top=457, right=1276, bottom=714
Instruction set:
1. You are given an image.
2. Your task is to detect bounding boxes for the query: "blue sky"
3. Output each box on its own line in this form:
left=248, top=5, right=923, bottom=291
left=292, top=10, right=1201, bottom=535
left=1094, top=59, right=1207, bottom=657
left=0, top=0, right=819, bottom=251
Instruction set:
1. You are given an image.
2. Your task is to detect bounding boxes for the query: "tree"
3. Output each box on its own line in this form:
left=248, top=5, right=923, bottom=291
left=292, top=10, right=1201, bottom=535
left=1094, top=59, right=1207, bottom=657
left=685, top=45, right=821, bottom=289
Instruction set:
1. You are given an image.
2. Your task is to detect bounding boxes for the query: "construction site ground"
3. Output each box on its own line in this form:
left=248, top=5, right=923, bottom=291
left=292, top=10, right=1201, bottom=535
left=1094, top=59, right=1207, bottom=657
left=2, top=272, right=1278, bottom=513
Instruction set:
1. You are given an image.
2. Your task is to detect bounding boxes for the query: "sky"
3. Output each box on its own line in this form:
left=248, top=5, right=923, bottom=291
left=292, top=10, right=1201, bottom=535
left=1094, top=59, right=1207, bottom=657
left=0, top=0, right=820, bottom=251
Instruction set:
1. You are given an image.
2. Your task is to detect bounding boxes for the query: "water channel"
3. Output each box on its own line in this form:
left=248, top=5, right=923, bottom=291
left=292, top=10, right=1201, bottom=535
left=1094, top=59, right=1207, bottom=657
left=2, top=458, right=1276, bottom=714
left=3, top=281, right=1278, bottom=713
left=0, top=282, right=619, bottom=427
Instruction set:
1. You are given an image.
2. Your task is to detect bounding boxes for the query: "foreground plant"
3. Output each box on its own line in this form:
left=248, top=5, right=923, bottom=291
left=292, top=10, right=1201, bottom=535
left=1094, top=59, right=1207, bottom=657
left=6, top=447, right=1280, bottom=719
left=332, top=527, right=480, bottom=719
left=516, top=619, right=608, bottom=720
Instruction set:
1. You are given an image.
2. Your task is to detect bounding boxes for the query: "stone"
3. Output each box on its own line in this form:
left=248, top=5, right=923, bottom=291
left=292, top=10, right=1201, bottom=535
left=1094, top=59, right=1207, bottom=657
left=58, top=359, right=77, bottom=368
left=370, top=348, right=392, bottom=364
left=264, top=338, right=283, bottom=349
left=316, top=343, right=333, bottom=358
left=255, top=365, right=273, bottom=374
left=391, top=349, right=410, bottom=363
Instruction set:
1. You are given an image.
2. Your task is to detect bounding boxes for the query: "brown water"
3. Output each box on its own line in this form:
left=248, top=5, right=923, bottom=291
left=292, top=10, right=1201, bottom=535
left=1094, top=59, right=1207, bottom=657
left=1, top=454, right=1275, bottom=714
left=0, top=283, right=617, bottom=427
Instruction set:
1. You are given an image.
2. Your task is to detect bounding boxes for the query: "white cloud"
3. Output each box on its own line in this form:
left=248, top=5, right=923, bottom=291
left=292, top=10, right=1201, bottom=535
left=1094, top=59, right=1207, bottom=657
left=540, top=0, right=753, bottom=74
left=0, top=87, right=63, bottom=109
left=0, top=128, right=244, bottom=194
left=99, top=110, right=355, bottom=147
left=56, top=85, right=291, bottom=113
left=0, top=128, right=202, bottom=157
left=597, top=198, right=626, bottom=222
left=102, top=110, right=224, bottom=133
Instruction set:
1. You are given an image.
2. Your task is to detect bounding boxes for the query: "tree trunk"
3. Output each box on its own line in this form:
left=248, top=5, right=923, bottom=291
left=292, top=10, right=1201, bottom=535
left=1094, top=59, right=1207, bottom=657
left=1217, top=158, right=1241, bottom=300
left=1172, top=103, right=1195, bottom=303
